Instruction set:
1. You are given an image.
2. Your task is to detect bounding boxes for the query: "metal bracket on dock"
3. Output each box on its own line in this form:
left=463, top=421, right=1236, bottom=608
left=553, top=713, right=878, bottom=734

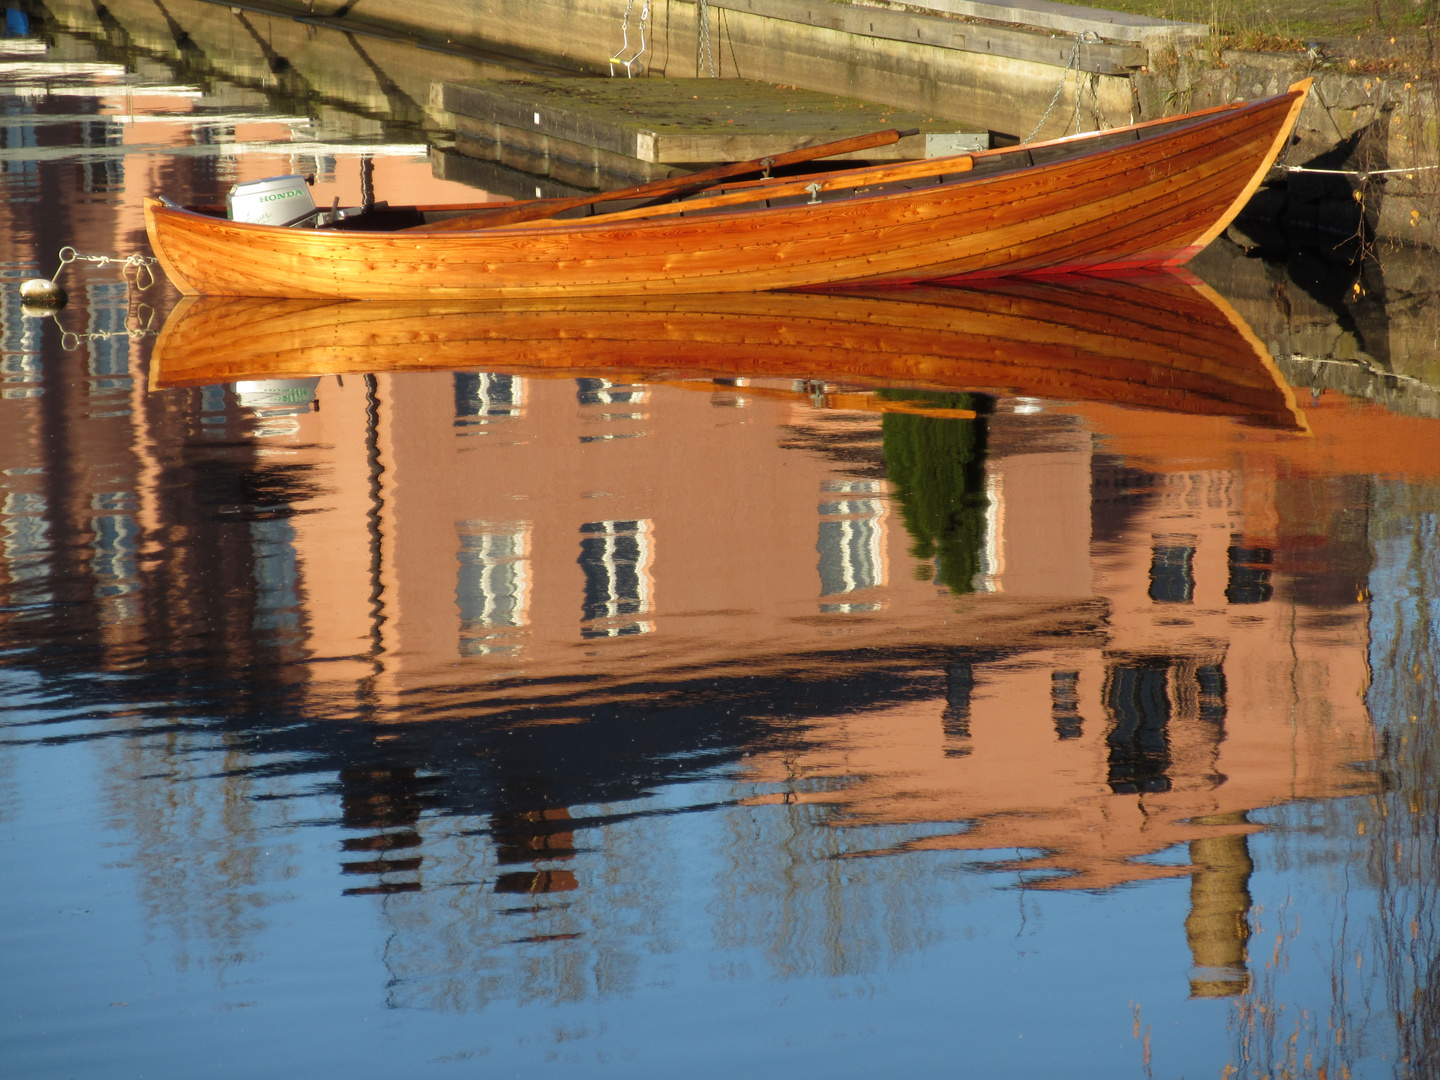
left=609, top=0, right=650, bottom=77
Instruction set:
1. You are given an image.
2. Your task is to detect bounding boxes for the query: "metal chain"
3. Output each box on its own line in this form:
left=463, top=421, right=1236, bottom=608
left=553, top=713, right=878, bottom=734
left=1073, top=71, right=1107, bottom=135
left=698, top=0, right=716, bottom=77
left=1022, top=32, right=1098, bottom=145
left=609, top=0, right=650, bottom=77
left=610, top=0, right=633, bottom=76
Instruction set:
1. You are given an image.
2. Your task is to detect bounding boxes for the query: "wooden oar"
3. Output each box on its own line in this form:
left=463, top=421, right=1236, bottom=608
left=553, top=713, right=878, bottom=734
left=407, top=127, right=920, bottom=232
left=486, top=153, right=975, bottom=231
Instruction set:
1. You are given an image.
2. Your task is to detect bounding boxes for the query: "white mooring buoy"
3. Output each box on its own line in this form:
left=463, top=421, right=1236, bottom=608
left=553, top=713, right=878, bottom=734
left=19, top=278, right=68, bottom=312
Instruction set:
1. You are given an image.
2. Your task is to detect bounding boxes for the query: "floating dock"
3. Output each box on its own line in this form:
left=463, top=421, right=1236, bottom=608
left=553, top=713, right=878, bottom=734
left=442, top=77, right=990, bottom=188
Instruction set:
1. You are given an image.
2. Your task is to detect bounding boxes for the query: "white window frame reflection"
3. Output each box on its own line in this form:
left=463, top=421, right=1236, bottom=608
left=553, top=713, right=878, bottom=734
left=456, top=520, right=531, bottom=656
left=579, top=519, right=654, bottom=639
left=455, top=372, right=525, bottom=436
left=818, top=480, right=886, bottom=614
left=972, top=470, right=1005, bottom=593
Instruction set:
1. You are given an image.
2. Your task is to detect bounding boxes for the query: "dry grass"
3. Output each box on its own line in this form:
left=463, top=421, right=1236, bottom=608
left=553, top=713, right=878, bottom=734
left=1090, top=0, right=1439, bottom=74
left=1088, top=0, right=1369, bottom=37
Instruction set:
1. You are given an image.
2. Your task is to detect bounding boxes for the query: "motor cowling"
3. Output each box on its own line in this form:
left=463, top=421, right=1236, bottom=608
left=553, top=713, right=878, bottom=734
left=226, top=175, right=317, bottom=226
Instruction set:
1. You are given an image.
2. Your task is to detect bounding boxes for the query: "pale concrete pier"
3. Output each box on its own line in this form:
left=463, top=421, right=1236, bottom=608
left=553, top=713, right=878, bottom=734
left=443, top=76, right=988, bottom=187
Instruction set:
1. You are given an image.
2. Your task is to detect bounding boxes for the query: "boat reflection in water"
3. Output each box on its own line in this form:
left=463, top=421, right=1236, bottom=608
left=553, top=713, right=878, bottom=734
left=142, top=269, right=1379, bottom=1001
left=153, top=270, right=1306, bottom=430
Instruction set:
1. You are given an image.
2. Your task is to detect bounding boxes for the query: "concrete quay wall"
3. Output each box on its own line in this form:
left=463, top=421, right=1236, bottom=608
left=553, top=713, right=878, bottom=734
left=184, top=0, right=1143, bottom=142
left=35, top=0, right=563, bottom=136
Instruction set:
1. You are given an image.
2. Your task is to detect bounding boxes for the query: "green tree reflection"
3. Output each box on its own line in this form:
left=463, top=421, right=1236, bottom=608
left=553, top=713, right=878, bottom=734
left=879, top=391, right=992, bottom=594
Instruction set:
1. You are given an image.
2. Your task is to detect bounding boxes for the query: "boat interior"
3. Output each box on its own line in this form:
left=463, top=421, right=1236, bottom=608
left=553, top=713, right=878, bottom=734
left=182, top=95, right=1272, bottom=234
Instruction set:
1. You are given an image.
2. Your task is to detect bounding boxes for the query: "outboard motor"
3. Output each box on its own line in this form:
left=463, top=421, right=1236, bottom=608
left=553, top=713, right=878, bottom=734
left=227, top=175, right=318, bottom=226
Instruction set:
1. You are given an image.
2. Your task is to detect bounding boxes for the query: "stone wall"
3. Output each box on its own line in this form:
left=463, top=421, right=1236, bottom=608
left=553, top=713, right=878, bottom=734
left=1138, top=51, right=1440, bottom=251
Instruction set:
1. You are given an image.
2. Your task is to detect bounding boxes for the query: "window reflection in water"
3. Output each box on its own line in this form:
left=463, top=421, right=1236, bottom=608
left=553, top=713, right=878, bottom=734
left=456, top=520, right=529, bottom=656
left=454, top=372, right=524, bottom=436
left=578, top=519, right=653, bottom=638
left=817, top=479, right=885, bottom=612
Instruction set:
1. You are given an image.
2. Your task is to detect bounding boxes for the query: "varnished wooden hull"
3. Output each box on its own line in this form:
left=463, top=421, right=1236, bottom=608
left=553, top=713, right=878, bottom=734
left=144, top=85, right=1309, bottom=299
left=150, top=271, right=1306, bottom=431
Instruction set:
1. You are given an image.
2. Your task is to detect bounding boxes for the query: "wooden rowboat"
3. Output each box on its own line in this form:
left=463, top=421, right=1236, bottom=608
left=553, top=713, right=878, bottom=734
left=144, top=82, right=1310, bottom=299
left=150, top=271, right=1307, bottom=432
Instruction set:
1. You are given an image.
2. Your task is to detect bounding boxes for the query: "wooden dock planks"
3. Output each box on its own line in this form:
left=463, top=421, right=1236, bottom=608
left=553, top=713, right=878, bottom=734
left=442, top=76, right=988, bottom=167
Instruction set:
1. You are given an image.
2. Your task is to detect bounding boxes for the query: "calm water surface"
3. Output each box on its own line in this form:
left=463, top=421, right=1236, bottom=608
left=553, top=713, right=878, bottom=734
left=4, top=5, right=1440, bottom=1078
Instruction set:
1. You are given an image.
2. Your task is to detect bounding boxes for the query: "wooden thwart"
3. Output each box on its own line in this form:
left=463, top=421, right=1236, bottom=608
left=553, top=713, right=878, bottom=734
left=657, top=380, right=978, bottom=420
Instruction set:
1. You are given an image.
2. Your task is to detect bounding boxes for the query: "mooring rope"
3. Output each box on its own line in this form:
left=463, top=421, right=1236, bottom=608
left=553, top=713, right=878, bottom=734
left=51, top=246, right=159, bottom=290
left=52, top=305, right=159, bottom=352
left=1279, top=163, right=1440, bottom=179
left=1288, top=353, right=1436, bottom=394
left=18, top=245, right=161, bottom=313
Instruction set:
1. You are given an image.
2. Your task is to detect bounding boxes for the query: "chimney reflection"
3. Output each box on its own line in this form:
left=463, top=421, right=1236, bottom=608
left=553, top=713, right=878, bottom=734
left=1185, top=811, right=1254, bottom=998
left=942, top=660, right=974, bottom=756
